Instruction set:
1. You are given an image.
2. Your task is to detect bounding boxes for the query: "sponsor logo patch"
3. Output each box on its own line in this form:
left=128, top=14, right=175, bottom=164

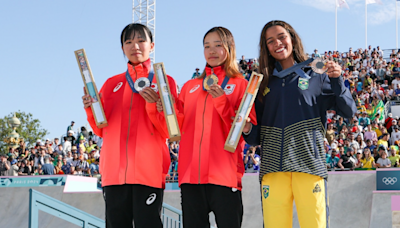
left=113, top=82, right=123, bottom=92
left=146, top=193, right=157, bottom=205
left=189, top=84, right=200, bottom=93
left=313, top=184, right=321, bottom=193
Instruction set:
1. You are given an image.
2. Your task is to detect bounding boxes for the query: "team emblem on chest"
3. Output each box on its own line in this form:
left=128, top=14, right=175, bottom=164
left=224, top=84, right=236, bottom=95
left=150, top=83, right=158, bottom=92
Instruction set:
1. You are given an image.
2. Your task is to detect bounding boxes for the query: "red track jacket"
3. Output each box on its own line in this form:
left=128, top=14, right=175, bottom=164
left=85, top=59, right=178, bottom=188
left=176, top=65, right=257, bottom=190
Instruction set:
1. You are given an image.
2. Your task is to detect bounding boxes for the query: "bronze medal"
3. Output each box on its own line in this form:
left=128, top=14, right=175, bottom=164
left=311, top=58, right=327, bottom=74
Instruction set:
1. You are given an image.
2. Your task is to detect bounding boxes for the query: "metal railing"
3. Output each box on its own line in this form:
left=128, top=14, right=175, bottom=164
left=162, top=203, right=182, bottom=228
left=28, top=188, right=184, bottom=228
left=29, top=189, right=105, bottom=228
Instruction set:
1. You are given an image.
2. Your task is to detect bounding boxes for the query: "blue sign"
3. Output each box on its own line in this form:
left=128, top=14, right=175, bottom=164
left=376, top=170, right=400, bottom=191
left=0, top=176, right=67, bottom=188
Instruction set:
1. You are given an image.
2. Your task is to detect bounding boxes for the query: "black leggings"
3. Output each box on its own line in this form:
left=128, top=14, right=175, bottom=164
left=103, top=184, right=163, bottom=228
left=181, top=184, right=243, bottom=228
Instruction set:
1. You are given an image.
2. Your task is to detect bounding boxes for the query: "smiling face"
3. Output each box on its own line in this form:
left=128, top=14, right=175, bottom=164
left=122, top=27, right=154, bottom=65
left=265, top=25, right=294, bottom=69
left=203, top=32, right=227, bottom=67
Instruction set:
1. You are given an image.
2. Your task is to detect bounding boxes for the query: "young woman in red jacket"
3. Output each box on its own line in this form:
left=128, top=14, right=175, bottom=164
left=158, top=26, right=257, bottom=228
left=82, top=23, right=178, bottom=228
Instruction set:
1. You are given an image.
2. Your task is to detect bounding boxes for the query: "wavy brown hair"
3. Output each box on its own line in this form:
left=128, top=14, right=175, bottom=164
left=258, top=20, right=307, bottom=101
left=199, top=27, right=242, bottom=79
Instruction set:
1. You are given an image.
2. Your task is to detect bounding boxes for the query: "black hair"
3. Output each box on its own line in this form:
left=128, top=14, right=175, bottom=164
left=120, top=23, right=153, bottom=46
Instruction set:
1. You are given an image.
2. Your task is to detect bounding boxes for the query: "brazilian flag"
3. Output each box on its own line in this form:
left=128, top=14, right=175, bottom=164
left=367, top=100, right=384, bottom=121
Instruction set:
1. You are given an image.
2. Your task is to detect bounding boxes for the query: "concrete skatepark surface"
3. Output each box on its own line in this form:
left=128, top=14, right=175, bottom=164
left=1, top=172, right=398, bottom=227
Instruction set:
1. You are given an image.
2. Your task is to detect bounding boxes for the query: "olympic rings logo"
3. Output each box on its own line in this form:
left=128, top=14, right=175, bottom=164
left=382, top=177, right=398, bottom=185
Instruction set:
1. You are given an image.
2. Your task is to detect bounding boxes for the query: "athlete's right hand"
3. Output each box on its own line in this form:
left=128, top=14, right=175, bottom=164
left=82, top=87, right=98, bottom=109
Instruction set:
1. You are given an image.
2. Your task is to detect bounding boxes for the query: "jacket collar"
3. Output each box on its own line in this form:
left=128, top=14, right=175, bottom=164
left=127, top=58, right=152, bottom=80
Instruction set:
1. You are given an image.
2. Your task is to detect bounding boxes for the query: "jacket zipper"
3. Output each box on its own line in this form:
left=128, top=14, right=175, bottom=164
left=125, top=71, right=136, bottom=182
left=280, top=78, right=285, bottom=171
left=198, top=94, right=209, bottom=183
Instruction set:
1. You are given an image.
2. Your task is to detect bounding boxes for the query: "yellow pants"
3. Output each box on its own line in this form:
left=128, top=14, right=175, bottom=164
left=261, top=172, right=329, bottom=228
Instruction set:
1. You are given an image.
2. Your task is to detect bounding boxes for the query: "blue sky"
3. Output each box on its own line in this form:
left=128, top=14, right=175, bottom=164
left=1, top=0, right=398, bottom=140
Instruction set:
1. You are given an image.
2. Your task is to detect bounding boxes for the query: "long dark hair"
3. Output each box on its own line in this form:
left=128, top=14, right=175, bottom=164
left=258, top=20, right=307, bottom=101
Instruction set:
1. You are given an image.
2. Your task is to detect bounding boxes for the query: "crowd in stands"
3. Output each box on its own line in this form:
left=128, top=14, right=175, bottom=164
left=0, top=121, right=102, bottom=177
left=4, top=45, right=400, bottom=179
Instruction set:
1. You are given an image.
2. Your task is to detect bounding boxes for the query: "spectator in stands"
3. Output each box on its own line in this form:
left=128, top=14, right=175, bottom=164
left=375, top=151, right=391, bottom=168
left=71, top=146, right=78, bottom=154
left=78, top=147, right=88, bottom=160
left=389, top=148, right=400, bottom=167
left=313, top=49, right=321, bottom=58
left=9, top=159, right=18, bottom=176
left=54, top=144, right=63, bottom=156
left=374, top=146, right=387, bottom=162
left=89, top=158, right=100, bottom=176
left=244, top=146, right=260, bottom=173
left=61, top=158, right=71, bottom=174
left=71, top=153, right=79, bottom=167
left=55, top=160, right=64, bottom=174
left=348, top=133, right=360, bottom=151
left=62, top=136, right=71, bottom=156
left=192, top=68, right=201, bottom=79
left=18, top=160, right=31, bottom=176
left=357, top=147, right=375, bottom=168
left=66, top=130, right=76, bottom=145
left=391, top=126, right=400, bottom=144
left=86, top=140, right=96, bottom=153
left=66, top=121, right=75, bottom=135
left=365, top=139, right=376, bottom=152
left=338, top=147, right=355, bottom=170
left=77, top=155, right=90, bottom=175
left=65, top=151, right=73, bottom=164
left=358, top=112, right=371, bottom=127
left=364, top=124, right=377, bottom=142
left=355, top=134, right=366, bottom=149
left=377, top=133, right=389, bottom=149
left=325, top=123, right=335, bottom=145
left=326, top=149, right=339, bottom=169
left=41, top=158, right=55, bottom=175
left=239, top=55, right=248, bottom=72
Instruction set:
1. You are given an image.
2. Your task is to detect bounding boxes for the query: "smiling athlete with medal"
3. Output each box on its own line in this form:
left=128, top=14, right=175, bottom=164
left=242, top=20, right=356, bottom=228
left=82, top=23, right=178, bottom=228
left=156, top=27, right=257, bottom=228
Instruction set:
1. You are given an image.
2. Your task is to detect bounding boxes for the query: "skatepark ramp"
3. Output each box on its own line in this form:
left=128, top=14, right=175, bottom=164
left=1, top=171, right=400, bottom=227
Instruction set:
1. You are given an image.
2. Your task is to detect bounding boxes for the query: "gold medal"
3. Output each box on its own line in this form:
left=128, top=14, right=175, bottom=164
left=311, top=58, right=327, bottom=74
left=203, top=74, right=219, bottom=91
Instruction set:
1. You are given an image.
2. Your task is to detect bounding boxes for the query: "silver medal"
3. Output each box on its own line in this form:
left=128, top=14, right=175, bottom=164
left=134, top=77, right=151, bottom=92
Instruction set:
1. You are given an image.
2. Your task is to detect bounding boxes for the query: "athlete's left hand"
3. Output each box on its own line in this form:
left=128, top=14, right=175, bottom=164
left=325, top=61, right=342, bottom=78
left=139, top=87, right=159, bottom=103
left=208, top=84, right=225, bottom=98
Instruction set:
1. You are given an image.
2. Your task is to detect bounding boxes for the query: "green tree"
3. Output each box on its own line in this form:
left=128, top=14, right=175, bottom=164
left=0, top=111, right=49, bottom=154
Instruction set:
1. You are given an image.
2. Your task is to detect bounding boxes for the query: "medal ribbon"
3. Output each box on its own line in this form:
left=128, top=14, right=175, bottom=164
left=202, top=75, right=230, bottom=91
left=273, top=58, right=313, bottom=79
left=125, top=65, right=154, bottom=93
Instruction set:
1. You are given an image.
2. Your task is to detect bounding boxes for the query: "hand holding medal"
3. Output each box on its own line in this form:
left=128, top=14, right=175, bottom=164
left=139, top=87, right=159, bottom=103
left=325, top=61, right=342, bottom=78
left=208, top=84, right=225, bottom=98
